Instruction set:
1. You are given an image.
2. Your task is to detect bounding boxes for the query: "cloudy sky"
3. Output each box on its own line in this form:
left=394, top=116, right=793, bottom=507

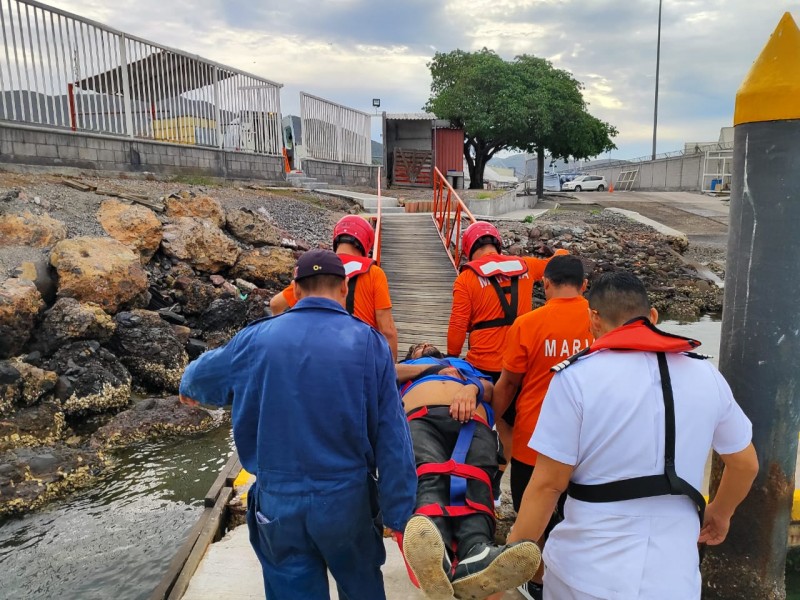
left=48, top=0, right=796, bottom=159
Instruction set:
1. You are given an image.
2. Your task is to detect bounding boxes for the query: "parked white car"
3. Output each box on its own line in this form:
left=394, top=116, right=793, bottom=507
left=562, top=175, right=607, bottom=192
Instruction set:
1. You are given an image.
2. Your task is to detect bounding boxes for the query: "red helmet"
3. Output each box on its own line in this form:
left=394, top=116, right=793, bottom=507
left=462, top=221, right=502, bottom=260
left=333, top=215, right=375, bottom=256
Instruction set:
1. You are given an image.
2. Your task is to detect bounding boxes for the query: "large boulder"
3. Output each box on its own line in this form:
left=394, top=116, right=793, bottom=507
left=0, top=361, right=21, bottom=417
left=97, top=200, right=163, bottom=264
left=90, top=397, right=221, bottom=449
left=0, top=278, right=44, bottom=359
left=0, top=210, right=67, bottom=248
left=225, top=208, right=282, bottom=247
left=172, top=276, right=223, bottom=316
left=10, top=360, right=58, bottom=407
left=200, top=297, right=250, bottom=348
left=50, top=237, right=149, bottom=313
left=231, top=247, right=295, bottom=288
left=0, top=401, right=65, bottom=452
left=33, top=298, right=116, bottom=356
left=108, top=310, right=188, bottom=393
left=0, top=445, right=105, bottom=517
left=161, top=218, right=240, bottom=274
left=42, top=341, right=132, bottom=416
left=165, top=194, right=225, bottom=227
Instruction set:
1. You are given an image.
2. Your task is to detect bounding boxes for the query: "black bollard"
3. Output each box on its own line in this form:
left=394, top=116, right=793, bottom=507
left=702, top=12, right=800, bottom=600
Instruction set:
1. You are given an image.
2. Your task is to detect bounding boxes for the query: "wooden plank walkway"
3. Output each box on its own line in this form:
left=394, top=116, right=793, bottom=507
left=379, top=213, right=456, bottom=356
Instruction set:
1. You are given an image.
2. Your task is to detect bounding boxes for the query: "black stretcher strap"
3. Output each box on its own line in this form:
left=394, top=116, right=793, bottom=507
left=472, top=276, right=519, bottom=331
left=567, top=352, right=706, bottom=527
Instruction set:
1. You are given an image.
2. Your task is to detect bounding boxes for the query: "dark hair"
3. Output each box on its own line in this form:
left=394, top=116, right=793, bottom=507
left=404, top=343, right=444, bottom=361
left=587, top=272, right=650, bottom=327
left=471, top=235, right=501, bottom=258
left=295, top=274, right=345, bottom=295
left=334, top=234, right=365, bottom=255
left=544, top=255, right=585, bottom=288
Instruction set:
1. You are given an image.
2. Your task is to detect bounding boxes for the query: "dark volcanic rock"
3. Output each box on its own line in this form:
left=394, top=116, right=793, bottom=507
left=10, top=360, right=58, bottom=407
left=90, top=396, right=223, bottom=449
left=42, top=341, right=132, bottom=415
left=0, top=361, right=22, bottom=416
left=0, top=445, right=105, bottom=517
left=32, top=298, right=116, bottom=356
left=0, top=401, right=65, bottom=452
left=174, top=278, right=223, bottom=316
left=200, top=297, right=249, bottom=348
left=108, top=310, right=188, bottom=393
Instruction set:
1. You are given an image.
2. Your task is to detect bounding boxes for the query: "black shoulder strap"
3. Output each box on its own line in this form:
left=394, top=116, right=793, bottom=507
left=568, top=352, right=706, bottom=526
left=472, top=276, right=519, bottom=331
left=345, top=275, right=358, bottom=315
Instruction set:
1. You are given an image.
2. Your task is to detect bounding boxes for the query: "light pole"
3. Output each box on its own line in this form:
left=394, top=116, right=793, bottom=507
left=652, top=0, right=663, bottom=161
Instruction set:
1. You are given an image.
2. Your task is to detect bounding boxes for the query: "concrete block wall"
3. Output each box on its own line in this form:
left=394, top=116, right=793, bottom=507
left=303, top=158, right=378, bottom=187
left=584, top=154, right=706, bottom=192
left=0, top=122, right=285, bottom=181
left=462, top=190, right=537, bottom=216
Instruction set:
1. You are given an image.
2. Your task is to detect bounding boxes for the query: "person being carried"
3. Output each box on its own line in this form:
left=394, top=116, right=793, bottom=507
left=180, top=249, right=416, bottom=600
left=509, top=272, right=758, bottom=599
left=396, top=343, right=541, bottom=600
left=491, top=255, right=593, bottom=599
left=270, top=214, right=399, bottom=360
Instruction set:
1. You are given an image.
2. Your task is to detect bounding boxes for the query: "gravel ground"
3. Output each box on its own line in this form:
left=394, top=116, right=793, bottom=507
left=0, top=173, right=356, bottom=280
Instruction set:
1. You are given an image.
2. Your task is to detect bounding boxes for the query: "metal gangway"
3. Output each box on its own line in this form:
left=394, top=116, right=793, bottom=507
left=377, top=168, right=476, bottom=354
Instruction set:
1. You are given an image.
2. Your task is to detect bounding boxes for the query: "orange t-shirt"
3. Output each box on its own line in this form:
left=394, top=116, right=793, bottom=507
left=503, top=295, right=593, bottom=466
left=447, top=252, right=568, bottom=372
left=281, top=263, right=392, bottom=329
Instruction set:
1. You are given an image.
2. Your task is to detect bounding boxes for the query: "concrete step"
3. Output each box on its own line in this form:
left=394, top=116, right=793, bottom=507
left=363, top=206, right=405, bottom=214
left=301, top=181, right=329, bottom=190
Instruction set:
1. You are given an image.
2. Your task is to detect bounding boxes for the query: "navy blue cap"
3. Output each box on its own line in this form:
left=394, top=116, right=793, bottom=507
left=293, top=249, right=346, bottom=281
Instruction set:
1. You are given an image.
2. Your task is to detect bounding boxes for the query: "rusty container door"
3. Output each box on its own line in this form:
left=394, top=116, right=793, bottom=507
left=434, top=128, right=464, bottom=175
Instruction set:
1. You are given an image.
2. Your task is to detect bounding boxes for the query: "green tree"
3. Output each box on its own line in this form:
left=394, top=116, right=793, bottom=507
left=425, top=50, right=617, bottom=194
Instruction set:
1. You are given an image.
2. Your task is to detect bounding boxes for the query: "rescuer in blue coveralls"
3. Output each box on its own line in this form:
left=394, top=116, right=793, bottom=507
left=179, top=249, right=417, bottom=600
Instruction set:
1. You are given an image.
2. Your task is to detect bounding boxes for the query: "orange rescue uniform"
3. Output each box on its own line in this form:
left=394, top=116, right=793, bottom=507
left=502, top=296, right=593, bottom=466
left=279, top=263, right=392, bottom=329
left=447, top=252, right=567, bottom=372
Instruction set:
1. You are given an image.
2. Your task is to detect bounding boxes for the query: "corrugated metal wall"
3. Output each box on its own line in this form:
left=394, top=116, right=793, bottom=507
left=434, top=127, right=463, bottom=174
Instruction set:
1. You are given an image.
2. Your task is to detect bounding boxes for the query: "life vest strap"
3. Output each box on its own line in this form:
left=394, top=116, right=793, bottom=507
left=567, top=352, right=706, bottom=526
left=471, top=276, right=519, bottom=331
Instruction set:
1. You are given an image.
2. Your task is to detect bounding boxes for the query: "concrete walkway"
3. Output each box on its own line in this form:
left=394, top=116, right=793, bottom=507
left=183, top=524, right=522, bottom=599
left=317, top=189, right=403, bottom=213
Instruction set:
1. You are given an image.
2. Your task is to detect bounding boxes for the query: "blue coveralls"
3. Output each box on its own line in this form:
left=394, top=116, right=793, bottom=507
left=180, top=297, right=417, bottom=600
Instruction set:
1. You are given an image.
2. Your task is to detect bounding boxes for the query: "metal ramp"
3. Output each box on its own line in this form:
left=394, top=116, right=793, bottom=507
left=379, top=214, right=456, bottom=354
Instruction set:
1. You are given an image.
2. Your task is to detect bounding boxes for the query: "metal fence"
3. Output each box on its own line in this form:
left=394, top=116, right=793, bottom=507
left=0, top=0, right=283, bottom=155
left=299, top=92, right=371, bottom=165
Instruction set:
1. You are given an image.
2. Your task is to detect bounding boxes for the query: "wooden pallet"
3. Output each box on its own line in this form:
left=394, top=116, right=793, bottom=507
left=380, top=214, right=456, bottom=354
left=393, top=149, right=433, bottom=187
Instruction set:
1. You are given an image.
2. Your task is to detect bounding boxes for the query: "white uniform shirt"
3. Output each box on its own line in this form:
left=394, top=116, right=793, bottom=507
left=530, top=351, right=752, bottom=600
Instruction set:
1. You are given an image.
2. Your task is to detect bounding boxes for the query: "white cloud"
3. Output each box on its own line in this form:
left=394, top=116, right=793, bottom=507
left=39, top=0, right=800, bottom=158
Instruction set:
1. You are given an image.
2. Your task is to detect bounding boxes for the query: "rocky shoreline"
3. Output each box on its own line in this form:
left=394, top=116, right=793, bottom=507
left=0, top=173, right=723, bottom=518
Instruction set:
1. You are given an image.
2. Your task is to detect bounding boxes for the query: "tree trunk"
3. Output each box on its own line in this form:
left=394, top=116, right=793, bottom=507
left=471, top=151, right=486, bottom=189
left=536, top=147, right=545, bottom=200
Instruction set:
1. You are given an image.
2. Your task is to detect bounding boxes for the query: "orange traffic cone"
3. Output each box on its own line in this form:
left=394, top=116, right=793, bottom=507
left=608, top=182, right=614, bottom=193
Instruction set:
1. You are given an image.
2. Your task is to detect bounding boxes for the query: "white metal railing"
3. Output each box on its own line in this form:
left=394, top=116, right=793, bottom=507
left=299, top=92, right=371, bottom=165
left=0, top=0, right=283, bottom=155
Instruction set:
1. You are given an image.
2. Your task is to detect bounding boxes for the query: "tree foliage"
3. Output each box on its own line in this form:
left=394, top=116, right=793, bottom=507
left=425, top=49, right=618, bottom=193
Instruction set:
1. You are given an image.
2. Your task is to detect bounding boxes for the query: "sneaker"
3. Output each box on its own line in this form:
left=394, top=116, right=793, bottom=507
left=451, top=541, right=541, bottom=600
left=517, top=580, right=544, bottom=600
left=402, top=515, right=454, bottom=600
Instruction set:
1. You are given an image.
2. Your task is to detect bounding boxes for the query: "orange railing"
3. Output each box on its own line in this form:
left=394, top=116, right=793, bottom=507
left=374, top=165, right=383, bottom=265
left=432, top=167, right=476, bottom=271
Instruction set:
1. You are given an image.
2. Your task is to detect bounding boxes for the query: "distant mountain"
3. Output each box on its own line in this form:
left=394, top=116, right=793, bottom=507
left=488, top=153, right=528, bottom=177
left=372, top=140, right=383, bottom=164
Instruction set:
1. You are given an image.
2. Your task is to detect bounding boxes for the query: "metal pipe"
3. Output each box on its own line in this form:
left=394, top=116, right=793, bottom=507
left=651, top=0, right=662, bottom=161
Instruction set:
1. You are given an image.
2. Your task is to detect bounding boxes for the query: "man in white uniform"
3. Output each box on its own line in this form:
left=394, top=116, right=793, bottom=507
left=508, top=271, right=758, bottom=600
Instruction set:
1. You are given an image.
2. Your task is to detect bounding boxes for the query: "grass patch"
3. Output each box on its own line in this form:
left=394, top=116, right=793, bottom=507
left=523, top=215, right=534, bottom=223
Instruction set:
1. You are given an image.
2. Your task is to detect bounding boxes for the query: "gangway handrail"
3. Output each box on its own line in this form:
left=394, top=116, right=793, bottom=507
left=432, top=167, right=476, bottom=271
left=374, top=166, right=383, bottom=265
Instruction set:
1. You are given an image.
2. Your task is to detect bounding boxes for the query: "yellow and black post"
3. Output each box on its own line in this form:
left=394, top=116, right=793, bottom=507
left=703, top=13, right=800, bottom=599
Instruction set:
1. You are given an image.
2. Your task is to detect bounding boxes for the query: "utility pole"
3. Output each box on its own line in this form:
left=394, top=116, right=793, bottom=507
left=652, top=0, right=663, bottom=161
left=702, top=13, right=800, bottom=599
